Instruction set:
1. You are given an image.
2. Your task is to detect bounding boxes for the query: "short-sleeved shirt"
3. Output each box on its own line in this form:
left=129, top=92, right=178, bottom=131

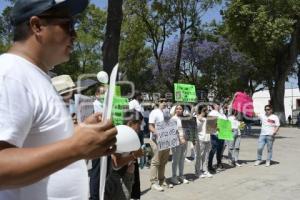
left=259, top=114, right=280, bottom=136
left=148, top=108, right=164, bottom=140
left=0, top=53, right=88, bottom=200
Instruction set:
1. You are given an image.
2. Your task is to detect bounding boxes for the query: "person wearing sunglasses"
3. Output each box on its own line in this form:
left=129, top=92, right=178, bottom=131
left=254, top=105, right=280, bottom=167
left=0, top=1, right=118, bottom=200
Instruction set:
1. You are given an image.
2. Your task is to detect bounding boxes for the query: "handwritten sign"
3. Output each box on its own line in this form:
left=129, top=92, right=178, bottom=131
left=174, top=83, right=197, bottom=103
left=112, top=97, right=129, bottom=125
left=156, top=120, right=179, bottom=151
left=217, top=119, right=233, bottom=141
left=181, top=117, right=197, bottom=142
left=74, top=94, right=94, bottom=123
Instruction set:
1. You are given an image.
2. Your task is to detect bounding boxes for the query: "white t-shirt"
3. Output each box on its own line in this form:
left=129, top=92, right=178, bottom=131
left=259, top=114, right=280, bottom=136
left=128, top=99, right=144, bottom=113
left=196, top=117, right=210, bottom=142
left=93, top=99, right=103, bottom=113
left=148, top=108, right=164, bottom=140
left=208, top=110, right=227, bottom=135
left=0, top=54, right=88, bottom=200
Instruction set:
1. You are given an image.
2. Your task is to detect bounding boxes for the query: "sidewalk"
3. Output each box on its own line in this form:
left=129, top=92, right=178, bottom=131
left=139, top=127, right=300, bottom=200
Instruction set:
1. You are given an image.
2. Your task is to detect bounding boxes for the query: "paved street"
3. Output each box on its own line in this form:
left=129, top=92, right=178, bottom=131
left=139, top=127, right=300, bottom=200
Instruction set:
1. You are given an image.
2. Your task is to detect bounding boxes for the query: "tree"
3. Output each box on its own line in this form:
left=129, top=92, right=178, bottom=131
left=119, top=3, right=153, bottom=92
left=161, top=35, right=254, bottom=101
left=223, top=0, right=300, bottom=123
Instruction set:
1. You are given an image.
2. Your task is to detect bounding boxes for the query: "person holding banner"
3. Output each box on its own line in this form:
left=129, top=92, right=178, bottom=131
left=227, top=110, right=243, bottom=167
left=170, top=105, right=189, bottom=185
left=208, top=102, right=227, bottom=173
left=148, top=97, right=172, bottom=191
left=0, top=1, right=118, bottom=200
left=195, top=105, right=213, bottom=178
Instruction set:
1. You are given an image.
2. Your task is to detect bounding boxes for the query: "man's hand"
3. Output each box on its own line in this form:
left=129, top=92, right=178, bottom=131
left=71, top=119, right=117, bottom=160
left=132, top=148, right=144, bottom=158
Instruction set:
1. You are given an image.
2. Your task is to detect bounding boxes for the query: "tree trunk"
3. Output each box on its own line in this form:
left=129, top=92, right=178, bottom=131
left=269, top=77, right=286, bottom=124
left=173, top=30, right=185, bottom=92
left=102, top=0, right=123, bottom=76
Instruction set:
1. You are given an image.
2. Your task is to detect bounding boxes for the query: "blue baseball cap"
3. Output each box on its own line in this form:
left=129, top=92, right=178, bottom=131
left=11, top=0, right=89, bottom=25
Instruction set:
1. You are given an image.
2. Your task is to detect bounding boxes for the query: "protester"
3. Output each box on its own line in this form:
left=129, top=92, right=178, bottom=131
left=105, top=110, right=144, bottom=200
left=0, top=1, right=118, bottom=200
left=149, top=97, right=172, bottom=191
left=170, top=105, right=189, bottom=185
left=228, top=110, right=243, bottom=167
left=93, top=85, right=107, bottom=113
left=208, top=102, right=227, bottom=173
left=254, top=105, right=280, bottom=167
left=288, top=115, right=292, bottom=125
left=195, top=105, right=213, bottom=178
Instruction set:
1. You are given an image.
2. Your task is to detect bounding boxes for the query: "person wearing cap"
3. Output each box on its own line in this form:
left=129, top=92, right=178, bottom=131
left=0, top=1, right=117, bottom=200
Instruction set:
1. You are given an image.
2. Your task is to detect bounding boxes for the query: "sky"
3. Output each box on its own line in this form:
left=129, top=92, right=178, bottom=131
left=0, top=0, right=297, bottom=87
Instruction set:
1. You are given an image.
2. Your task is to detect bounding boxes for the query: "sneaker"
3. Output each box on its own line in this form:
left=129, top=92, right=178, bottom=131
left=162, top=181, right=173, bottom=188
left=170, top=177, right=181, bottom=185
left=178, top=177, right=189, bottom=184
left=208, top=168, right=216, bottom=174
left=151, top=183, right=164, bottom=191
left=265, top=160, right=271, bottom=167
left=204, top=171, right=213, bottom=178
left=217, top=163, right=224, bottom=169
left=254, top=160, right=263, bottom=166
left=185, top=158, right=192, bottom=163
left=235, top=162, right=242, bottom=167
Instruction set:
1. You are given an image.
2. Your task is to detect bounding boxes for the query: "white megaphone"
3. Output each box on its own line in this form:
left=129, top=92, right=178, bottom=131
left=115, top=125, right=141, bottom=153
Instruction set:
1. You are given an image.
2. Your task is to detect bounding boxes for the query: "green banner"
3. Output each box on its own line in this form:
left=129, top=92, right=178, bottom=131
left=174, top=83, right=197, bottom=103
left=217, top=119, right=233, bottom=141
left=112, top=97, right=128, bottom=125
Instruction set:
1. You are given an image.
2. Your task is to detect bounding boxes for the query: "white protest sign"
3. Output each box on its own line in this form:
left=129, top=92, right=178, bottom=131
left=74, top=94, right=94, bottom=123
left=156, top=120, right=179, bottom=151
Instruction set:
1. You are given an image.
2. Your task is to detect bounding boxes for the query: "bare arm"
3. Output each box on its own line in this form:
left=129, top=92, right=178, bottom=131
left=149, top=123, right=156, bottom=134
left=273, top=126, right=280, bottom=136
left=0, top=114, right=117, bottom=189
left=111, top=149, right=143, bottom=169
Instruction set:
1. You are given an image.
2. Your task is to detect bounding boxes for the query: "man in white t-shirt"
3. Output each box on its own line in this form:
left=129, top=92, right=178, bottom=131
left=254, top=105, right=280, bottom=167
left=148, top=97, right=171, bottom=191
left=0, top=1, right=117, bottom=200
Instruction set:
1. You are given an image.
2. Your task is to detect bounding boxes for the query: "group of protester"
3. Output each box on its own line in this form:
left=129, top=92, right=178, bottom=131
left=145, top=98, right=280, bottom=192
left=0, top=1, right=281, bottom=200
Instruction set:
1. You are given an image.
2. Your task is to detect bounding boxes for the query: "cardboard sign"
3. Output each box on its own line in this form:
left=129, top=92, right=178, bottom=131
left=156, top=120, right=180, bottom=151
left=174, top=83, right=197, bottom=103
left=206, top=116, right=218, bottom=134
left=181, top=117, right=197, bottom=142
left=74, top=94, right=94, bottom=123
left=112, top=97, right=129, bottom=125
left=217, top=119, right=233, bottom=141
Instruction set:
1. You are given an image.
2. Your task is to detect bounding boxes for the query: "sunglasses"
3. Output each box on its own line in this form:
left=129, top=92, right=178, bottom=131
left=159, top=100, right=167, bottom=103
left=265, top=109, right=271, bottom=111
left=38, top=15, right=77, bottom=33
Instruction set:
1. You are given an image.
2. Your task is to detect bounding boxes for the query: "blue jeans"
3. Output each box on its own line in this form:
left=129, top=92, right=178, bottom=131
left=228, top=130, right=241, bottom=162
left=257, top=135, right=274, bottom=161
